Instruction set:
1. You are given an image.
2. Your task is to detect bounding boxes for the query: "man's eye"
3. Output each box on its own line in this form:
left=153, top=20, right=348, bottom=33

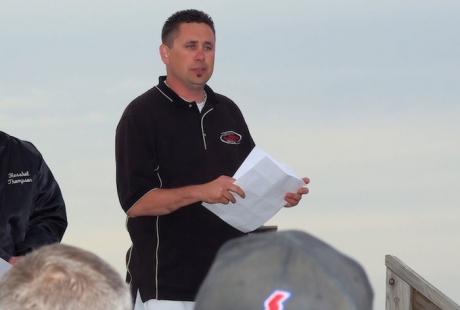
left=186, top=45, right=195, bottom=49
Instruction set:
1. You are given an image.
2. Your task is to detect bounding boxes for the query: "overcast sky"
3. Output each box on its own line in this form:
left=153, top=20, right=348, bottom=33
left=1, top=1, right=459, bottom=309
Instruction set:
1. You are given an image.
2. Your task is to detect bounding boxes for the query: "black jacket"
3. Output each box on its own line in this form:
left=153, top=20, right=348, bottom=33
left=0, top=131, right=67, bottom=261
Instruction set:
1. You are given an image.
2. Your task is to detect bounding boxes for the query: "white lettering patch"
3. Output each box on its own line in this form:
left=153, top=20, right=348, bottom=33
left=7, top=171, right=33, bottom=185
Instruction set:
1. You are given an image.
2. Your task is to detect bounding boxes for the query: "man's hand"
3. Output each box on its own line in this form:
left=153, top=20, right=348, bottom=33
left=128, top=175, right=245, bottom=217
left=284, top=177, right=310, bottom=208
left=8, top=256, right=22, bottom=265
left=201, top=175, right=245, bottom=205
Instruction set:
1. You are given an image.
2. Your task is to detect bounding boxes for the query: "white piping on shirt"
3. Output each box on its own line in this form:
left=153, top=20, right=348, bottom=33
left=156, top=83, right=211, bottom=151
left=151, top=85, right=212, bottom=297
left=155, top=85, right=173, bottom=102
left=125, top=218, right=133, bottom=285
left=200, top=108, right=213, bottom=150
left=154, top=169, right=162, bottom=298
left=155, top=215, right=160, bottom=299
left=125, top=167, right=163, bottom=298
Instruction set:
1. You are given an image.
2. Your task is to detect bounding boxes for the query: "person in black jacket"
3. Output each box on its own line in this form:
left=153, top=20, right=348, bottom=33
left=0, top=131, right=67, bottom=265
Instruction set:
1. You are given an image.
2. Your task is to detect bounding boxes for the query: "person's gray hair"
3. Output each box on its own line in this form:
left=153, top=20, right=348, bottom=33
left=0, top=243, right=131, bottom=310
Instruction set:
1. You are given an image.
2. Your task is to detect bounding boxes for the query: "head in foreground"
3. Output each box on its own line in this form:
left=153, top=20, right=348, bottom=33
left=0, top=243, right=131, bottom=310
left=195, top=230, right=374, bottom=310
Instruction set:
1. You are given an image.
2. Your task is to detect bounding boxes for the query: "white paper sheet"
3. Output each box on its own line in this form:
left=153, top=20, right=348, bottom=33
left=0, top=258, right=12, bottom=279
left=202, top=146, right=305, bottom=233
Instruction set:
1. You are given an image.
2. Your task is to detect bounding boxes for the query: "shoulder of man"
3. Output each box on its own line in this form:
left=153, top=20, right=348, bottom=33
left=0, top=131, right=42, bottom=159
left=121, top=86, right=169, bottom=118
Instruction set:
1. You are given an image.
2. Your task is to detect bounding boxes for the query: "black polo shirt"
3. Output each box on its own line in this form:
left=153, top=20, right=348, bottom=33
left=115, top=76, right=255, bottom=302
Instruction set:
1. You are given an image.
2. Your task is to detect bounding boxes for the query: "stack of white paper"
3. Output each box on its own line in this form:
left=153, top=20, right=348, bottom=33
left=202, top=146, right=305, bottom=233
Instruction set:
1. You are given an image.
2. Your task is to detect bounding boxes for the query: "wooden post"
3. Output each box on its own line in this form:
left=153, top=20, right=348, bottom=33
left=385, top=255, right=460, bottom=310
left=386, top=267, right=412, bottom=310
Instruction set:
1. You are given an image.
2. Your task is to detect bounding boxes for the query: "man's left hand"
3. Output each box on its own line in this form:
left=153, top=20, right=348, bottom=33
left=284, top=177, right=310, bottom=208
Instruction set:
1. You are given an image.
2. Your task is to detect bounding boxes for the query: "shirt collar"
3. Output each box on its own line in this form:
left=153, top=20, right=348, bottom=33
left=156, top=76, right=219, bottom=107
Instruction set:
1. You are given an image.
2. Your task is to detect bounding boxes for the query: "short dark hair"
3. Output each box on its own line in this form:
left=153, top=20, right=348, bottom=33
left=161, top=9, right=215, bottom=48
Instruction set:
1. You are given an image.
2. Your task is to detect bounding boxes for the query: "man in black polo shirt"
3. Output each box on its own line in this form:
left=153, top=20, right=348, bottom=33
left=115, top=9, right=309, bottom=310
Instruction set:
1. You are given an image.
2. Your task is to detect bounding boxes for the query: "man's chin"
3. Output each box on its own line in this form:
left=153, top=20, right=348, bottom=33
left=190, top=77, right=211, bottom=88
left=192, top=71, right=212, bottom=82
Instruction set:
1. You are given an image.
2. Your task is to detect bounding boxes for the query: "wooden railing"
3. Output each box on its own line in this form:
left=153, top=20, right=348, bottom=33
left=386, top=255, right=460, bottom=310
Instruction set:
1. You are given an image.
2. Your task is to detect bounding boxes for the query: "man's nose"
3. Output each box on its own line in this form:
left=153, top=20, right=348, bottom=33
left=195, top=48, right=205, bottom=61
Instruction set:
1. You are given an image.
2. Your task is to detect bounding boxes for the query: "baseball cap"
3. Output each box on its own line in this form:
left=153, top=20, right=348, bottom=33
left=194, top=230, right=373, bottom=310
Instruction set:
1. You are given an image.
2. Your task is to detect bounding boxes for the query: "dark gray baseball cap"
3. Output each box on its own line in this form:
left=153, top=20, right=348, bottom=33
left=195, top=230, right=373, bottom=310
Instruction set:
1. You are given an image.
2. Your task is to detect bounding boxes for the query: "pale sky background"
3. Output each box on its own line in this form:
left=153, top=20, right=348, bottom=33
left=1, top=1, right=459, bottom=308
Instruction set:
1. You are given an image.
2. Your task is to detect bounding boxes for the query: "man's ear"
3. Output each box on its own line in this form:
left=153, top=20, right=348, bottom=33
left=159, top=44, right=170, bottom=64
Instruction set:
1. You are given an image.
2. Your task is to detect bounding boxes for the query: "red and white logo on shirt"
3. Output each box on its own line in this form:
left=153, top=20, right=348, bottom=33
left=264, top=290, right=291, bottom=310
left=220, top=131, right=242, bottom=144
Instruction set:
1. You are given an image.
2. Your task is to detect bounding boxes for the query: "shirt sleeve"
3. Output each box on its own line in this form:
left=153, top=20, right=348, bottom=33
left=116, top=114, right=162, bottom=213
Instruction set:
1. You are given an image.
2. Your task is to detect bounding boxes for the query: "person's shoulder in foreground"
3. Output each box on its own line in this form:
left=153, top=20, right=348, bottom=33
left=0, top=131, right=44, bottom=165
left=0, top=243, right=132, bottom=310
left=0, top=131, right=67, bottom=264
left=194, top=229, right=374, bottom=310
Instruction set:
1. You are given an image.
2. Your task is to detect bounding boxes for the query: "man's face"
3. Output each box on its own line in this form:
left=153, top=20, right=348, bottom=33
left=162, top=22, right=215, bottom=92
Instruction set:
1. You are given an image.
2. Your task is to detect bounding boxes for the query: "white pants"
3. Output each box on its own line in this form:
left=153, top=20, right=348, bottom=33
left=134, top=290, right=195, bottom=310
